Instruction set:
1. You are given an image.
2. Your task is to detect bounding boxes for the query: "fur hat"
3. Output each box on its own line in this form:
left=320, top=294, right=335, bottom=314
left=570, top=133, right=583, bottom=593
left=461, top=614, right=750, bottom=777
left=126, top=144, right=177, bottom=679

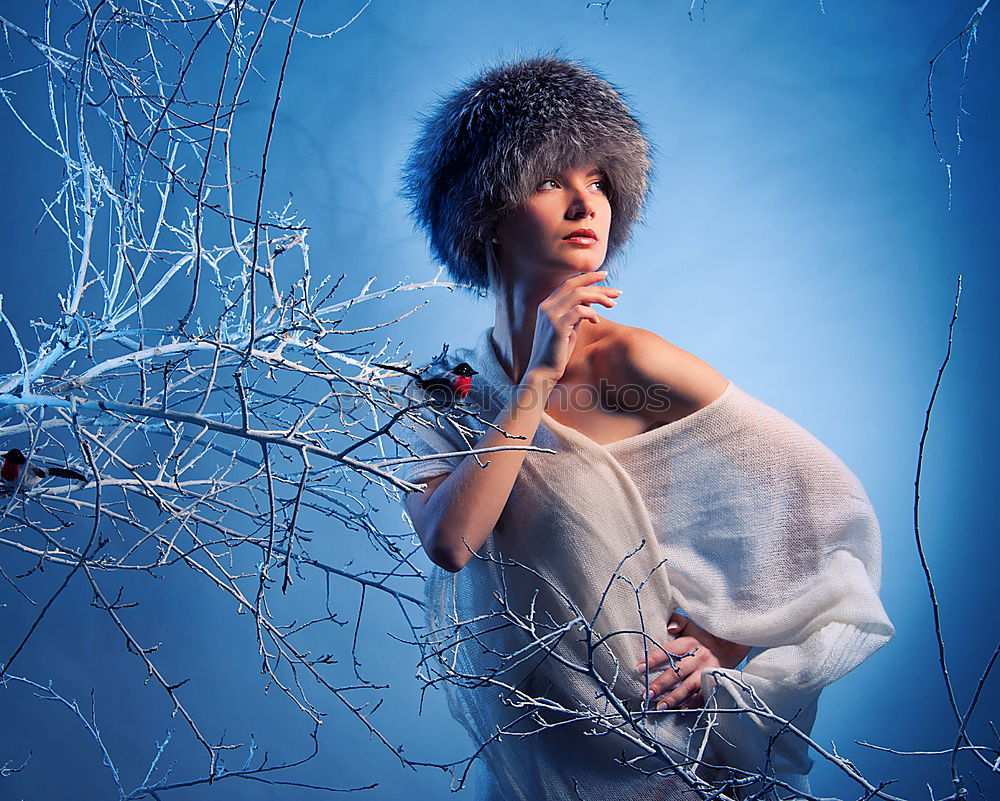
left=398, top=49, right=655, bottom=296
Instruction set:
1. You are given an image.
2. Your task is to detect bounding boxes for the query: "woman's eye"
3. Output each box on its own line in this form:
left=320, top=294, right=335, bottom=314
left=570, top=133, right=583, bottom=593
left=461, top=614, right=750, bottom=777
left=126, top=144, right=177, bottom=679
left=538, top=177, right=606, bottom=191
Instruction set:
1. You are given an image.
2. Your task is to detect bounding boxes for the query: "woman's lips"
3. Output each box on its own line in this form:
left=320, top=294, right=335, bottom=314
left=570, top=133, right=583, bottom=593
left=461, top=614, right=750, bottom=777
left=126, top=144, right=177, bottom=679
left=563, top=235, right=598, bottom=246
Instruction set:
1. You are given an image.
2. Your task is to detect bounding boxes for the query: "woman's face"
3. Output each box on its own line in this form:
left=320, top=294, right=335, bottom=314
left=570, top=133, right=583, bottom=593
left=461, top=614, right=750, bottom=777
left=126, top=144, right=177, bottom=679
left=493, top=162, right=611, bottom=286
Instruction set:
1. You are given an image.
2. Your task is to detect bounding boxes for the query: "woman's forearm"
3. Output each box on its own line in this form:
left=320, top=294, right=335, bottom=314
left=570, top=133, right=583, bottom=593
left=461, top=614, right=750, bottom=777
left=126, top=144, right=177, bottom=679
left=421, top=369, right=556, bottom=572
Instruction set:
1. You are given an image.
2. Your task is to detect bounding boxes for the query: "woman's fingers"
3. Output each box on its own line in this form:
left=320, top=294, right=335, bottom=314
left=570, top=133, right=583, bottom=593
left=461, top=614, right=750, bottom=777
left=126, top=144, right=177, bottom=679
left=635, top=633, right=705, bottom=710
left=633, top=612, right=721, bottom=712
left=550, top=270, right=620, bottom=311
left=649, top=671, right=702, bottom=711
left=634, top=646, right=666, bottom=674
left=553, top=289, right=619, bottom=330
left=634, top=611, right=691, bottom=673
left=549, top=269, right=607, bottom=305
left=675, top=688, right=706, bottom=711
left=640, top=645, right=698, bottom=693
left=635, top=635, right=697, bottom=673
left=563, top=302, right=601, bottom=329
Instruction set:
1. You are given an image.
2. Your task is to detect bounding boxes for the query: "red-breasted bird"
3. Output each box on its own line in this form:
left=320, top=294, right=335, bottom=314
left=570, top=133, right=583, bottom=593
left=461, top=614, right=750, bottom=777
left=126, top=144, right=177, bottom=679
left=374, top=360, right=478, bottom=409
left=1, top=448, right=87, bottom=491
left=417, top=361, right=478, bottom=407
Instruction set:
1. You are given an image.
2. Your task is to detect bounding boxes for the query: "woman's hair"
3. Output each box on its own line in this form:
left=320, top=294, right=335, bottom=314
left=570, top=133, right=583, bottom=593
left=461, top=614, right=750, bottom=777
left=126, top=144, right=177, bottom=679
left=398, top=47, right=656, bottom=297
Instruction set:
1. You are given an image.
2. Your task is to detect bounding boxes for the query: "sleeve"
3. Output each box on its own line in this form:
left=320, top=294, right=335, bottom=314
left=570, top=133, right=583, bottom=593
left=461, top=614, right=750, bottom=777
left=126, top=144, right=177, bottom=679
left=391, top=391, right=471, bottom=490
left=657, top=385, right=895, bottom=790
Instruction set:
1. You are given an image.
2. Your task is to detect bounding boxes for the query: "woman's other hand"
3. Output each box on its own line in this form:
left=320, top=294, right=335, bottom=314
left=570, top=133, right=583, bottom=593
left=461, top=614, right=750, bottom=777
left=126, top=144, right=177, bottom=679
left=634, top=611, right=752, bottom=711
left=525, top=269, right=622, bottom=383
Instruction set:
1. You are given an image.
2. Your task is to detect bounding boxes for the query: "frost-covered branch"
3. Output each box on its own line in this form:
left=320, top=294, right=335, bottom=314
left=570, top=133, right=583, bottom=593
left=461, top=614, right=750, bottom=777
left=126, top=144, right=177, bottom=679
left=0, top=2, right=994, bottom=799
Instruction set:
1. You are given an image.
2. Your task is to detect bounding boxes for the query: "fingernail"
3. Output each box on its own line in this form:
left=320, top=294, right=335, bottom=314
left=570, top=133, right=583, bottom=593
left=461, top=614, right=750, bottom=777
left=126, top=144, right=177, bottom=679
left=635, top=662, right=646, bottom=673
left=667, top=622, right=680, bottom=633
left=657, top=700, right=672, bottom=710
left=646, top=688, right=655, bottom=698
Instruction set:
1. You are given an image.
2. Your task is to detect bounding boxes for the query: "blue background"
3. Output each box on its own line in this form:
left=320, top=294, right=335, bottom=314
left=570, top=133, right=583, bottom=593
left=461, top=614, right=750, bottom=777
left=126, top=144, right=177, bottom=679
left=1, top=1, right=997, bottom=799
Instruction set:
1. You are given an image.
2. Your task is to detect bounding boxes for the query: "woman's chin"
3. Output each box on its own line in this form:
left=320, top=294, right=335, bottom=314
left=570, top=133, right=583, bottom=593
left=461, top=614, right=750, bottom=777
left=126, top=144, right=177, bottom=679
left=517, top=259, right=606, bottom=284
left=552, top=261, right=604, bottom=274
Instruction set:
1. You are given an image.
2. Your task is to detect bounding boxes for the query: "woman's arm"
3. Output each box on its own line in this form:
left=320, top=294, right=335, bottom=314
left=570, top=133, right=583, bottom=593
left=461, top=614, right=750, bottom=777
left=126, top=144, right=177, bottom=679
left=406, top=270, right=618, bottom=573
left=406, top=368, right=557, bottom=573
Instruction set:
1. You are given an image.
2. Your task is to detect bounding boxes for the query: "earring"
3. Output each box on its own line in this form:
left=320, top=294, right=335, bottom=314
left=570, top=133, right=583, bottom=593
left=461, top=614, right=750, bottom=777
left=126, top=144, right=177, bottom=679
left=491, top=236, right=499, bottom=244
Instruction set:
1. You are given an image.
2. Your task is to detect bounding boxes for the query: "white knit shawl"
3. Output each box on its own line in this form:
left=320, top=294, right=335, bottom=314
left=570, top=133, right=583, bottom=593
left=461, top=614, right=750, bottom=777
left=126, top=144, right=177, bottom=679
left=395, top=325, right=895, bottom=801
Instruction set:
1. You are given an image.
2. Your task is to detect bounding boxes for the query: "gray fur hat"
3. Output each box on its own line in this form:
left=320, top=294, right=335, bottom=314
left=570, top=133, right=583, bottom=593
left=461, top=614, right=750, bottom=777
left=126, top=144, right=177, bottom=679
left=398, top=49, right=655, bottom=296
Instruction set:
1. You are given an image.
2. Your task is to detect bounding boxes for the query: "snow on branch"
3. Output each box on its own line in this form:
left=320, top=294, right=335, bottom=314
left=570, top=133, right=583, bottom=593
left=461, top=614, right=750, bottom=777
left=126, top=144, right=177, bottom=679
left=0, top=3, right=993, bottom=800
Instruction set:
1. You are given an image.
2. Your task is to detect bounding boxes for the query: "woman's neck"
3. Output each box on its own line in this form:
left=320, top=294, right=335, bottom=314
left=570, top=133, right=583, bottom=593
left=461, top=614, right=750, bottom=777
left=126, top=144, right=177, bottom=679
left=491, top=283, right=605, bottom=385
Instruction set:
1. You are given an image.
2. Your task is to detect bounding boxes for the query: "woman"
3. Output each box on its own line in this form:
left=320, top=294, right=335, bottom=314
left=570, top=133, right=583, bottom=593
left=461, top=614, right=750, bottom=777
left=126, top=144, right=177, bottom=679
left=394, top=52, right=894, bottom=801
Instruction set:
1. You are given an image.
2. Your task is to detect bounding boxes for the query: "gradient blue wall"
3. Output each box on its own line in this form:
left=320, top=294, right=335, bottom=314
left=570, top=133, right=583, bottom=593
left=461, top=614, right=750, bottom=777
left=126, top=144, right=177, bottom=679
left=2, top=1, right=997, bottom=798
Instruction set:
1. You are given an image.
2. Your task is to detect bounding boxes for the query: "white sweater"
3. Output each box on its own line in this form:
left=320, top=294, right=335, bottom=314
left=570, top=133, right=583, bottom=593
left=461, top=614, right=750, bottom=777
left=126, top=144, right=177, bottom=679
left=395, top=325, right=895, bottom=801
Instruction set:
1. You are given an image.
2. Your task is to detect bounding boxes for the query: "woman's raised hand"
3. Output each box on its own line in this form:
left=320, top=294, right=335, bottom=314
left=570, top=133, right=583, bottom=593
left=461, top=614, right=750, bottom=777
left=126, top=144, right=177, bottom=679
left=524, top=269, right=622, bottom=383
left=635, top=611, right=753, bottom=711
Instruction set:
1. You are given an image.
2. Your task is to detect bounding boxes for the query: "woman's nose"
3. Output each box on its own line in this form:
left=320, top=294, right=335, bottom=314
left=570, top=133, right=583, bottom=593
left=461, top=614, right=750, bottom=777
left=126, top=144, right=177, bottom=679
left=567, top=192, right=596, bottom=218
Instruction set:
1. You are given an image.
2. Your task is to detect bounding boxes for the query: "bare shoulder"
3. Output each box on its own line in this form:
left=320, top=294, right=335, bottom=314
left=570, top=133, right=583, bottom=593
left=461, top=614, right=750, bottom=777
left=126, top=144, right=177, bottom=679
left=592, top=323, right=729, bottom=419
